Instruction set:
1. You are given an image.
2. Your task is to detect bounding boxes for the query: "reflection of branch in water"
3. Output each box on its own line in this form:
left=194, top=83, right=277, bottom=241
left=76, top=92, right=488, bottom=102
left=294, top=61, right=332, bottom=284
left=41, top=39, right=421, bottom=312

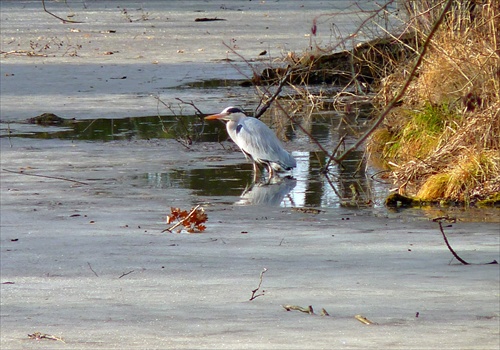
left=322, top=172, right=341, bottom=199
left=323, top=134, right=346, bottom=173
left=237, top=177, right=296, bottom=206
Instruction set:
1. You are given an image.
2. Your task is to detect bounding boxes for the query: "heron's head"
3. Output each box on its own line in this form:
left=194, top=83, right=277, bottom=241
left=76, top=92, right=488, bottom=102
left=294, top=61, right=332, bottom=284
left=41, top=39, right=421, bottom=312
left=205, top=106, right=246, bottom=122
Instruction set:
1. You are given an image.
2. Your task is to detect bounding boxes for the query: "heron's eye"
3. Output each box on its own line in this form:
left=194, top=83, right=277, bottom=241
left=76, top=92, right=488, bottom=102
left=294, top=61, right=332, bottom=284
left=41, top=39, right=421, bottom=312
left=236, top=124, right=243, bottom=134
left=226, top=107, right=243, bottom=114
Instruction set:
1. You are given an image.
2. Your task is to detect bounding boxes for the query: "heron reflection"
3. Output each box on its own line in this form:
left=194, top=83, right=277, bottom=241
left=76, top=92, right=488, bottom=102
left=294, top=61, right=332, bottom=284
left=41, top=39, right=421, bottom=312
left=236, top=176, right=297, bottom=206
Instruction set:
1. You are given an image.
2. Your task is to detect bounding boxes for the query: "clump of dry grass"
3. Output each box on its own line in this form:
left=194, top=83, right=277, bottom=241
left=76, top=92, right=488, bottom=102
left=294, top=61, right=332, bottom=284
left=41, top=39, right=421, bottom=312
left=369, top=0, right=500, bottom=203
left=418, top=149, right=500, bottom=202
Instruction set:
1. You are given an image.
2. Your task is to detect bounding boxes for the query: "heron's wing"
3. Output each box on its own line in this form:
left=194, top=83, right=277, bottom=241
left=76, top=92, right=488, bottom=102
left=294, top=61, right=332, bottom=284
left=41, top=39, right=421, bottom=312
left=229, top=117, right=296, bottom=169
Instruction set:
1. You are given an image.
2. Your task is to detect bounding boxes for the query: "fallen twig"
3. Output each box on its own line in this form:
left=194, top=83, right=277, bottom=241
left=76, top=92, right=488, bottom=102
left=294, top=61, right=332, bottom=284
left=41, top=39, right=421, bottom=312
left=153, top=95, right=186, bottom=145
left=354, top=314, right=376, bottom=325
left=434, top=217, right=470, bottom=264
left=282, top=304, right=315, bottom=314
left=153, top=95, right=206, bottom=146
left=433, top=220, right=470, bottom=265
left=87, top=262, right=98, bottom=277
left=2, top=168, right=89, bottom=185
left=323, top=134, right=346, bottom=172
left=28, top=332, right=65, bottom=343
left=42, top=0, right=83, bottom=23
left=433, top=217, right=498, bottom=265
left=320, top=308, right=330, bottom=316
left=282, top=304, right=332, bottom=316
left=195, top=17, right=226, bottom=22
left=118, top=270, right=134, bottom=279
left=249, top=268, right=267, bottom=301
left=0, top=50, right=47, bottom=57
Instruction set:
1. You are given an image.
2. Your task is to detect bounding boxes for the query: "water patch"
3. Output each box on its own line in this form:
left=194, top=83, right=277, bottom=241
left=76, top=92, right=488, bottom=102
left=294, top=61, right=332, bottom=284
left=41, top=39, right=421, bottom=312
left=174, top=79, right=249, bottom=89
left=0, top=107, right=373, bottom=146
left=2, top=105, right=391, bottom=209
left=1, top=115, right=225, bottom=142
left=140, top=149, right=389, bottom=208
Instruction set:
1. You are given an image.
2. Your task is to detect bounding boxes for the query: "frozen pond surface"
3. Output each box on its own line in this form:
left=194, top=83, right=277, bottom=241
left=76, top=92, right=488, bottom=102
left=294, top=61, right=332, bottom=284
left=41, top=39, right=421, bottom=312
left=1, top=0, right=388, bottom=120
left=2, top=137, right=499, bottom=349
left=1, top=1, right=499, bottom=349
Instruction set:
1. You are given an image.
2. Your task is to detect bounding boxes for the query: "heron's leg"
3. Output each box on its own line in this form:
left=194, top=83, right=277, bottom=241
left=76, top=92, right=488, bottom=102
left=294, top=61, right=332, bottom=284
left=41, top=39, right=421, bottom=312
left=241, top=182, right=255, bottom=197
left=270, top=164, right=276, bottom=177
left=252, top=162, right=259, bottom=183
left=253, top=162, right=259, bottom=173
left=266, top=163, right=275, bottom=181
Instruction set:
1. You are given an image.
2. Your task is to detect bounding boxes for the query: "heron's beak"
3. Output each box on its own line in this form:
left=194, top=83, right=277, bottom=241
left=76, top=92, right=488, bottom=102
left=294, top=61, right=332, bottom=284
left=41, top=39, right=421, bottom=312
left=204, top=113, right=226, bottom=120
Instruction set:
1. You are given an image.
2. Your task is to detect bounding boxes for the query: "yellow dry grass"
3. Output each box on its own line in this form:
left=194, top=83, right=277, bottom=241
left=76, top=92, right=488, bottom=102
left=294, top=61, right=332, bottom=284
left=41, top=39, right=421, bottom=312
left=369, top=0, right=500, bottom=203
left=418, top=149, right=500, bottom=202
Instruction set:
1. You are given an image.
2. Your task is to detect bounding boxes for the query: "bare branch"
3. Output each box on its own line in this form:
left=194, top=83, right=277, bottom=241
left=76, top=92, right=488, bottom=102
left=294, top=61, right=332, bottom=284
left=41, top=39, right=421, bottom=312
left=42, top=0, right=83, bottom=23
left=2, top=168, right=89, bottom=186
left=118, top=270, right=135, bottom=279
left=311, top=1, right=396, bottom=53
left=175, top=97, right=205, bottom=116
left=87, top=262, right=99, bottom=277
left=254, top=67, right=291, bottom=119
left=333, top=0, right=454, bottom=163
left=433, top=217, right=498, bottom=265
left=274, top=99, right=335, bottom=159
left=323, top=134, right=346, bottom=172
left=249, top=268, right=267, bottom=301
left=433, top=218, right=470, bottom=265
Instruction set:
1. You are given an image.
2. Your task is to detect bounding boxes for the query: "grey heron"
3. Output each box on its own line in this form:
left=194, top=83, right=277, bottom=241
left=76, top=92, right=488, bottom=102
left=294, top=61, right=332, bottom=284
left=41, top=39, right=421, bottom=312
left=205, top=107, right=296, bottom=179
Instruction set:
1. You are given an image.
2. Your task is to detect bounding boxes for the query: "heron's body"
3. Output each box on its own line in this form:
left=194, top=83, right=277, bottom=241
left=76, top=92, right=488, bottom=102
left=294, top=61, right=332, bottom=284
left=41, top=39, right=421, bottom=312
left=205, top=107, right=296, bottom=178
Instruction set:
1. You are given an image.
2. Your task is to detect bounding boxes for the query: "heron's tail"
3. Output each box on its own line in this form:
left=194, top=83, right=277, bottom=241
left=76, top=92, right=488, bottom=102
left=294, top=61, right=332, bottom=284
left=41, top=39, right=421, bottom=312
left=272, top=151, right=296, bottom=171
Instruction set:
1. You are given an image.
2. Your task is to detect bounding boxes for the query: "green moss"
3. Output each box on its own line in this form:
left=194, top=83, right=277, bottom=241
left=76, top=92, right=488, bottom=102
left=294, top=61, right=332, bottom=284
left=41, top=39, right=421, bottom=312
left=477, top=192, right=500, bottom=207
left=376, top=104, right=460, bottom=162
left=415, top=104, right=453, bottom=134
